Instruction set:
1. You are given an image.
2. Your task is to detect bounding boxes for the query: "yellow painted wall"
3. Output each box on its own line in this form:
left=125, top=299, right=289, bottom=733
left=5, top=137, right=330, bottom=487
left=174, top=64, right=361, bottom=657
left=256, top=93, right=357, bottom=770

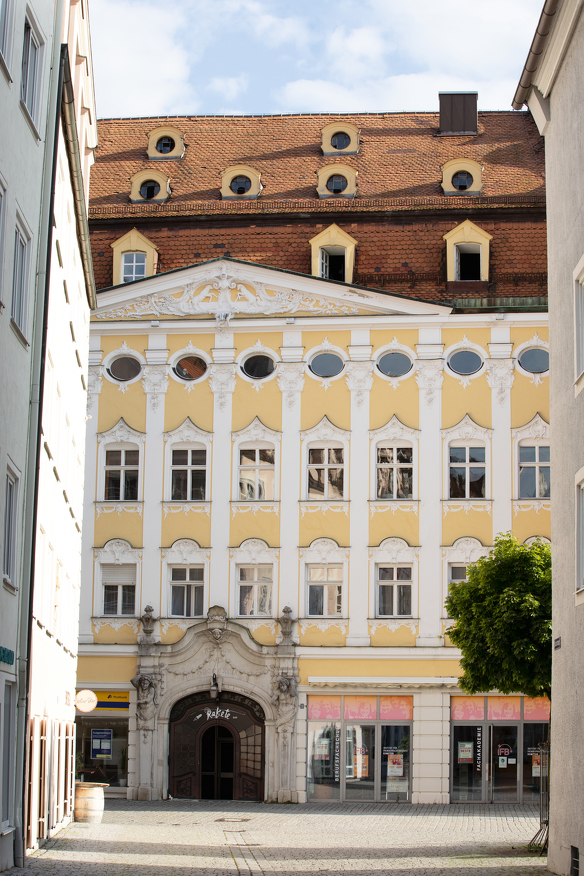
left=94, top=509, right=143, bottom=547
left=92, top=623, right=138, bottom=644
left=299, top=509, right=350, bottom=546
left=441, top=328, right=490, bottom=352
left=301, top=376, right=351, bottom=432
left=161, top=511, right=211, bottom=547
left=512, top=508, right=551, bottom=543
left=77, top=656, right=137, bottom=683
left=442, top=507, right=493, bottom=545
left=232, top=378, right=282, bottom=433
left=97, top=380, right=147, bottom=434
left=299, top=625, right=347, bottom=647
left=167, top=334, right=215, bottom=356
left=369, top=376, right=419, bottom=430
left=369, top=624, right=418, bottom=646
left=164, top=380, right=214, bottom=433
left=230, top=509, right=280, bottom=547
left=298, top=658, right=462, bottom=684
left=370, top=330, right=418, bottom=355
left=511, top=373, right=549, bottom=427
left=369, top=508, right=419, bottom=547
left=441, top=374, right=492, bottom=430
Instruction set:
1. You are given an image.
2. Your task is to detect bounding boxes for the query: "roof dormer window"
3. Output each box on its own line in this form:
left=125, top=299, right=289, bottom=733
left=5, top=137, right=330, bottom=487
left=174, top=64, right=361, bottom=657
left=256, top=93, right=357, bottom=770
left=441, top=158, right=482, bottom=195
left=140, top=180, right=160, bottom=200
left=221, top=165, right=262, bottom=200
left=321, top=122, right=359, bottom=155
left=147, top=126, right=185, bottom=160
left=331, top=132, right=351, bottom=150
left=317, top=165, right=357, bottom=200
left=452, top=171, right=473, bottom=191
left=326, top=175, right=348, bottom=195
left=230, top=175, right=252, bottom=195
left=156, top=136, right=175, bottom=154
left=129, top=169, right=170, bottom=204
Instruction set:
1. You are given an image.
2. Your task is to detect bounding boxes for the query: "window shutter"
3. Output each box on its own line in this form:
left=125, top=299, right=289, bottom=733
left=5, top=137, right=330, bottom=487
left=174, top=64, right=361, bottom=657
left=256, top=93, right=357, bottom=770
left=319, top=248, right=329, bottom=279
left=101, top=563, right=136, bottom=585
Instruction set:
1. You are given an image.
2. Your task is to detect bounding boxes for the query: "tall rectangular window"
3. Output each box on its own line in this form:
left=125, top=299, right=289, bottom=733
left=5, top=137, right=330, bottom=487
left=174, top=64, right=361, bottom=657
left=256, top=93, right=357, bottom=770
left=170, top=566, right=204, bottom=617
left=102, top=563, right=136, bottom=615
left=122, top=252, right=146, bottom=283
left=20, top=20, right=40, bottom=119
left=3, top=472, right=17, bottom=585
left=104, top=448, right=139, bottom=500
left=308, top=447, right=344, bottom=500
left=237, top=565, right=272, bottom=616
left=171, top=448, right=206, bottom=501
left=11, top=225, right=28, bottom=332
left=519, top=446, right=550, bottom=499
left=376, top=446, right=413, bottom=499
left=376, top=565, right=412, bottom=616
left=238, top=447, right=274, bottom=501
left=307, top=564, right=342, bottom=617
left=449, top=446, right=485, bottom=499
left=0, top=0, right=11, bottom=60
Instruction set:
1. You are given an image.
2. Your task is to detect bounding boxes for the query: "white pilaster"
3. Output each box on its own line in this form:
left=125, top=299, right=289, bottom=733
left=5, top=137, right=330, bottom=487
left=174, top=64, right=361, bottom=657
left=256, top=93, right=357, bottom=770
left=141, top=349, right=169, bottom=617
left=208, top=359, right=237, bottom=611
left=415, top=342, right=444, bottom=648
left=276, top=359, right=304, bottom=631
left=79, top=359, right=102, bottom=643
left=345, top=358, right=374, bottom=646
left=486, top=334, right=514, bottom=538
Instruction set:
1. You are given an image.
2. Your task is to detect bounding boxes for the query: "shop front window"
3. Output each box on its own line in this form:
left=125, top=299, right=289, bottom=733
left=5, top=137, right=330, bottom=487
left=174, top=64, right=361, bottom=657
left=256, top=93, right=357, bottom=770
left=75, top=717, right=129, bottom=788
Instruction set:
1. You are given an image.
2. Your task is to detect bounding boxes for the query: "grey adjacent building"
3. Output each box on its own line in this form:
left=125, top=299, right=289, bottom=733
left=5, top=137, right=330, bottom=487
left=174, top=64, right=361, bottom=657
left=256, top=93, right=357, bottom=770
left=513, top=1, right=584, bottom=872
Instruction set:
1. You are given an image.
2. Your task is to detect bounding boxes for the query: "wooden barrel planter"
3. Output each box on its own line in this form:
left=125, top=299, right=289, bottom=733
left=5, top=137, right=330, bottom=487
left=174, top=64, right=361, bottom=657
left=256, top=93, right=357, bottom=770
left=74, top=782, right=109, bottom=824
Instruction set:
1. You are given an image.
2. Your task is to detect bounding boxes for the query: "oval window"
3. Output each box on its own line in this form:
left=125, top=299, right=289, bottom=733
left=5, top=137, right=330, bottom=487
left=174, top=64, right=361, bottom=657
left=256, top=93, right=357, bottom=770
left=140, top=180, right=161, bottom=199
left=377, top=352, right=412, bottom=378
left=174, top=356, right=207, bottom=380
left=331, top=131, right=351, bottom=150
left=156, top=136, right=175, bottom=154
left=242, top=355, right=275, bottom=379
left=452, top=170, right=473, bottom=191
left=108, top=356, right=141, bottom=381
left=449, top=350, right=483, bottom=375
left=310, top=353, right=344, bottom=378
left=230, top=175, right=252, bottom=195
left=518, top=348, right=549, bottom=374
left=326, top=174, right=348, bottom=194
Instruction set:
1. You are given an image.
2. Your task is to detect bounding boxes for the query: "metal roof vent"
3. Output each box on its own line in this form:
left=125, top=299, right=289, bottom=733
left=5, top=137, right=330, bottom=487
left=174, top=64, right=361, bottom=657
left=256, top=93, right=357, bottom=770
left=439, top=92, right=478, bottom=134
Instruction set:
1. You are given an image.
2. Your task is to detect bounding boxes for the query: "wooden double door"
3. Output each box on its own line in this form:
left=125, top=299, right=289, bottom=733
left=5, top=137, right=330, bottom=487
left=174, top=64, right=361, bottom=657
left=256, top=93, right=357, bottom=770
left=169, top=693, right=264, bottom=801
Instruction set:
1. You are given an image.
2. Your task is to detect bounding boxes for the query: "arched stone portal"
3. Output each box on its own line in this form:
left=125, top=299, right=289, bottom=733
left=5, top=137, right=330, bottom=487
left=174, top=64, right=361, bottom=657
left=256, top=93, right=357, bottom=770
left=169, top=691, right=265, bottom=800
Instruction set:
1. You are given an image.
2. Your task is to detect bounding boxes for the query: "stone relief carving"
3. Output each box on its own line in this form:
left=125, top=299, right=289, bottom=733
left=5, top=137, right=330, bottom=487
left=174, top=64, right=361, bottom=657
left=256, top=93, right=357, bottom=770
left=278, top=606, right=295, bottom=644
left=299, top=619, right=348, bottom=634
left=92, top=617, right=140, bottom=633
left=86, top=366, right=103, bottom=413
left=141, top=366, right=169, bottom=411
left=369, top=503, right=418, bottom=517
left=131, top=673, right=161, bottom=731
left=511, top=413, right=550, bottom=442
left=95, top=266, right=359, bottom=321
left=97, top=418, right=146, bottom=445
left=485, top=359, right=515, bottom=405
left=231, top=503, right=279, bottom=517
left=95, top=503, right=143, bottom=517
left=441, top=413, right=492, bottom=442
left=369, top=414, right=420, bottom=443
left=442, top=536, right=488, bottom=564
left=442, top=501, right=492, bottom=516
left=369, top=619, right=418, bottom=634
left=344, top=362, right=374, bottom=406
left=208, top=364, right=237, bottom=410
left=162, top=539, right=210, bottom=565
left=276, top=363, right=305, bottom=409
left=300, top=538, right=348, bottom=564
left=272, top=676, right=298, bottom=736
left=513, top=501, right=551, bottom=516
left=94, top=538, right=142, bottom=565
left=163, top=503, right=210, bottom=518
left=230, top=539, right=279, bottom=565
left=300, top=503, right=348, bottom=517
left=232, top=416, right=282, bottom=444
left=414, top=359, right=444, bottom=404
left=140, top=605, right=157, bottom=637
left=369, top=537, right=419, bottom=564
left=164, top=417, right=212, bottom=446
left=300, top=416, right=349, bottom=443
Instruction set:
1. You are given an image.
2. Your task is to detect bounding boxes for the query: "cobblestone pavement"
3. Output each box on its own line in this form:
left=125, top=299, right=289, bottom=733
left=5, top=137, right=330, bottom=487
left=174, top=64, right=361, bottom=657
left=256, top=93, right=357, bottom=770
left=8, top=800, right=548, bottom=876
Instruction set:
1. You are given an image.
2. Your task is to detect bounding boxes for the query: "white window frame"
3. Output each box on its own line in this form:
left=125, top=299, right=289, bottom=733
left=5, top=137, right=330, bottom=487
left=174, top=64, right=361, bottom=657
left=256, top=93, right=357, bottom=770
left=102, top=343, right=146, bottom=390
left=237, top=444, right=276, bottom=502
left=318, top=245, right=346, bottom=281
left=229, top=539, right=279, bottom=621
left=11, top=217, right=30, bottom=335
left=103, top=443, right=140, bottom=502
left=511, top=414, right=550, bottom=501
left=299, top=538, right=349, bottom=620
left=236, top=563, right=273, bottom=618
left=373, top=340, right=416, bottom=389
left=168, top=345, right=211, bottom=392
left=573, top=253, right=584, bottom=394
left=235, top=341, right=280, bottom=388
left=1, top=681, right=16, bottom=830
left=20, top=14, right=43, bottom=125
left=517, top=442, right=550, bottom=500
left=305, top=563, right=343, bottom=618
left=443, top=338, right=487, bottom=387
left=101, top=563, right=136, bottom=617
left=0, top=0, right=15, bottom=72
left=96, top=419, right=145, bottom=503
left=121, top=251, right=147, bottom=284
left=93, top=539, right=142, bottom=619
left=369, top=538, right=419, bottom=622
left=300, top=417, right=349, bottom=503
left=441, top=537, right=488, bottom=618
left=447, top=441, right=487, bottom=500
left=375, top=563, right=413, bottom=618
left=303, top=341, right=348, bottom=388
left=369, top=416, right=419, bottom=502
left=231, top=418, right=281, bottom=503
left=163, top=418, right=212, bottom=505
left=3, top=468, right=18, bottom=589
left=441, top=415, right=492, bottom=502
left=513, top=334, right=550, bottom=385
left=170, top=444, right=207, bottom=501
left=162, top=539, right=210, bottom=620
left=169, top=565, right=205, bottom=618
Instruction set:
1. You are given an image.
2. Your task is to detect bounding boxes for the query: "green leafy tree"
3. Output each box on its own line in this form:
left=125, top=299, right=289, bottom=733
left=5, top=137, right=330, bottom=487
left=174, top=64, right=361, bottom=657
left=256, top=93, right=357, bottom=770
left=445, top=534, right=551, bottom=699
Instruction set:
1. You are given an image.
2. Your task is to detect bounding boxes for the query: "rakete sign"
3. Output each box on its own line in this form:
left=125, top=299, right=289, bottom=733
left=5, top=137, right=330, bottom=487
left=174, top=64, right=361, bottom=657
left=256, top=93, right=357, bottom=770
left=75, top=690, right=98, bottom=712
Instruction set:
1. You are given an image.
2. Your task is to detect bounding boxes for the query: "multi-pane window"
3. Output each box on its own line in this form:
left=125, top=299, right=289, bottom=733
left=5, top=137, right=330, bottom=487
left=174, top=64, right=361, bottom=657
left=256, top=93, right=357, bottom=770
left=121, top=252, right=146, bottom=283
left=307, top=564, right=342, bottom=616
left=20, top=21, right=40, bottom=119
left=0, top=0, right=11, bottom=59
left=449, top=445, right=485, bottom=499
left=11, top=226, right=28, bottom=332
left=171, top=448, right=206, bottom=501
left=170, top=566, right=204, bottom=617
left=377, top=565, right=412, bottom=616
left=3, top=473, right=17, bottom=584
left=237, top=565, right=272, bottom=616
left=239, top=447, right=274, bottom=500
left=104, top=448, right=139, bottom=500
left=308, top=447, right=344, bottom=500
left=519, top=446, right=550, bottom=499
left=102, top=564, right=135, bottom=616
left=376, top=445, right=413, bottom=499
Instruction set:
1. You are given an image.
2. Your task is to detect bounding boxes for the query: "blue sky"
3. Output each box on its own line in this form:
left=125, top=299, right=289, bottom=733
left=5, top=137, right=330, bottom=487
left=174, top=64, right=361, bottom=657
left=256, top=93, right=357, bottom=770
left=89, top=0, right=543, bottom=118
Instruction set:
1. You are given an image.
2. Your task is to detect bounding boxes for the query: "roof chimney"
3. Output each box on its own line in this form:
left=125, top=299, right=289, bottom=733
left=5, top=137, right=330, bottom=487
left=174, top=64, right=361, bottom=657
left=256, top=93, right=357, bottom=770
left=439, top=92, right=478, bottom=134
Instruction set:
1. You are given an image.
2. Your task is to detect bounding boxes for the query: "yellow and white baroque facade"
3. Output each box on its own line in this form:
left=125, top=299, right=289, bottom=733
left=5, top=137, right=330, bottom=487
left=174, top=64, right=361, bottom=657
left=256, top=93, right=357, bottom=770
left=77, top=259, right=550, bottom=804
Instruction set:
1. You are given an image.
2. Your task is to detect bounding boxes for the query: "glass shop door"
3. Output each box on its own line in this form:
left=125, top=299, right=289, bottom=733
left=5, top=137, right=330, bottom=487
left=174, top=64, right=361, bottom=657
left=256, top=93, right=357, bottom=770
left=451, top=725, right=485, bottom=802
left=344, top=725, right=375, bottom=801
left=490, top=725, right=519, bottom=802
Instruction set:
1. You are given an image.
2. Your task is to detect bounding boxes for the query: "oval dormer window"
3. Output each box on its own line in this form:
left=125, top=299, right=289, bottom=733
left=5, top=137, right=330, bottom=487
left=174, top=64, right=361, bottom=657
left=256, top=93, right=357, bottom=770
left=140, top=180, right=161, bottom=200
left=230, top=176, right=252, bottom=195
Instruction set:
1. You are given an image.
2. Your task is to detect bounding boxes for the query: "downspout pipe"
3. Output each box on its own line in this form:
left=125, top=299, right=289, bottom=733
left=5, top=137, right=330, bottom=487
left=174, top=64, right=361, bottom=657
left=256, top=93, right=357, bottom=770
left=16, top=43, right=66, bottom=868
left=512, top=0, right=560, bottom=110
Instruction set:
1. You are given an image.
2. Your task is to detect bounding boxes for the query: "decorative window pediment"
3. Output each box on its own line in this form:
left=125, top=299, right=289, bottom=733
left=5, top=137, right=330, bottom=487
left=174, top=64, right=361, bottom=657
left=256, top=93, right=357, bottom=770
left=162, top=539, right=209, bottom=564
left=320, top=122, right=360, bottom=156
left=111, top=228, right=159, bottom=286
left=97, top=417, right=146, bottom=445
left=300, top=538, right=348, bottom=564
left=369, top=537, right=419, bottom=564
left=316, top=164, right=358, bottom=200
left=441, top=158, right=483, bottom=195
left=147, top=126, right=185, bottom=160
left=129, top=169, right=171, bottom=204
left=441, top=413, right=492, bottom=442
left=220, top=164, right=262, bottom=200
left=230, top=538, right=279, bottom=564
left=511, top=413, right=549, bottom=442
left=442, top=536, right=487, bottom=564
left=164, top=417, right=212, bottom=446
left=94, top=538, right=142, bottom=564
left=369, top=414, right=420, bottom=443
left=300, top=416, right=349, bottom=443
left=232, top=416, right=282, bottom=444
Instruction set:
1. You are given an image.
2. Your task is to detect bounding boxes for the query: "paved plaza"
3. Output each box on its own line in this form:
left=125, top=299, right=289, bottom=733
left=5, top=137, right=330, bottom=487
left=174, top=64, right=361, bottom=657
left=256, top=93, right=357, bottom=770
left=7, top=799, right=549, bottom=876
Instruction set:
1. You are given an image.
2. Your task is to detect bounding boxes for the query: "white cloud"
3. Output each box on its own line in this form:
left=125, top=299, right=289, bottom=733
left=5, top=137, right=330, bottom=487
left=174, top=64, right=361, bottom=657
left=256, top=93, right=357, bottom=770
left=228, top=0, right=311, bottom=46
left=208, top=75, right=249, bottom=101
left=90, top=0, right=198, bottom=116
left=325, top=26, right=388, bottom=82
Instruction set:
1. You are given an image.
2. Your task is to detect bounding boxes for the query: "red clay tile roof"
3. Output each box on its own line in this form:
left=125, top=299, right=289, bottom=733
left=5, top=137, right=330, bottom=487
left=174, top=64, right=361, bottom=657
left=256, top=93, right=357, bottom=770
left=89, top=111, right=545, bottom=218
